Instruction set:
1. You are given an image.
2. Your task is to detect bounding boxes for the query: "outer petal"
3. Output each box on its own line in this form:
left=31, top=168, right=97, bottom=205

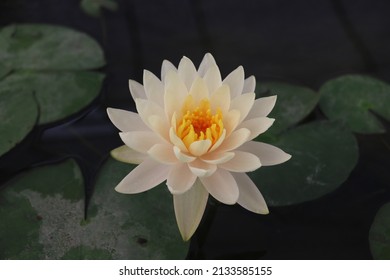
left=129, top=79, right=146, bottom=100
left=200, top=169, right=239, bottom=204
left=246, top=96, right=277, bottom=119
left=230, top=92, right=255, bottom=123
left=238, top=117, right=275, bottom=140
left=167, top=163, right=197, bottom=194
left=107, top=108, right=149, bottom=132
left=161, top=59, right=177, bottom=82
left=110, top=145, right=147, bottom=164
left=233, top=173, right=269, bottom=214
left=239, top=141, right=292, bottom=166
left=203, top=65, right=222, bottom=94
left=243, top=75, right=256, bottom=93
left=219, top=151, right=261, bottom=172
left=115, top=158, right=170, bottom=194
left=223, top=66, right=244, bottom=99
left=164, top=71, right=188, bottom=120
left=173, top=179, right=209, bottom=241
left=148, top=144, right=178, bottom=164
left=178, top=56, right=198, bottom=90
left=189, top=77, right=209, bottom=103
left=120, top=131, right=163, bottom=153
left=143, top=70, right=164, bottom=106
left=210, top=84, right=230, bottom=114
left=198, top=53, right=217, bottom=77
left=135, top=98, right=166, bottom=128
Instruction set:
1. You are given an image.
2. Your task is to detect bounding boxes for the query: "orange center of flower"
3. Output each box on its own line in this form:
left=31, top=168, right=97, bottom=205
left=177, top=95, right=224, bottom=148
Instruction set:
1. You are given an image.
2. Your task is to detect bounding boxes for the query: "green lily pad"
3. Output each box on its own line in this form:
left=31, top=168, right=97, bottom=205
left=251, top=121, right=359, bottom=206
left=0, top=70, right=104, bottom=124
left=80, top=0, right=118, bottom=17
left=0, top=159, right=84, bottom=259
left=0, top=24, right=105, bottom=127
left=87, top=158, right=189, bottom=259
left=369, top=202, right=390, bottom=259
left=257, top=82, right=320, bottom=135
left=0, top=89, right=38, bottom=157
left=0, top=158, right=188, bottom=259
left=319, top=75, right=390, bottom=134
left=0, top=24, right=104, bottom=70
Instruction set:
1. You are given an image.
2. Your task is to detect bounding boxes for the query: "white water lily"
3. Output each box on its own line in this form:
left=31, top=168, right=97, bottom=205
left=107, top=53, right=291, bottom=241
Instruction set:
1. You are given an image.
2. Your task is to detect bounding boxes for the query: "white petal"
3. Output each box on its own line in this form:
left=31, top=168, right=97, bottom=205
left=161, top=60, right=177, bottom=82
left=110, top=145, right=147, bottom=164
left=223, top=66, right=244, bottom=99
left=120, top=131, right=163, bottom=153
left=198, top=53, right=217, bottom=77
left=209, top=129, right=226, bottom=152
left=135, top=98, right=166, bottom=128
left=167, top=163, right=197, bottom=194
left=173, top=146, right=196, bottom=163
left=243, top=75, right=256, bottom=93
left=164, top=71, right=188, bottom=120
left=148, top=115, right=170, bottom=141
left=188, top=159, right=217, bottom=177
left=239, top=141, right=292, bottom=166
left=129, top=79, right=146, bottom=100
left=107, top=108, right=149, bottom=132
left=143, top=70, right=164, bottom=106
left=200, top=169, right=239, bottom=204
left=189, top=139, right=212, bottom=156
left=217, top=128, right=250, bottom=152
left=173, top=179, right=209, bottom=241
left=210, top=84, right=230, bottom=114
left=115, top=158, right=170, bottom=194
left=203, top=65, right=222, bottom=94
left=178, top=56, right=198, bottom=90
left=200, top=151, right=235, bottom=165
left=170, top=127, right=189, bottom=153
left=230, top=92, right=255, bottom=123
left=233, top=173, right=269, bottom=214
left=223, top=110, right=241, bottom=137
left=246, top=95, right=277, bottom=119
left=219, top=151, right=261, bottom=172
left=147, top=144, right=178, bottom=164
left=238, top=117, right=275, bottom=140
left=189, top=77, right=209, bottom=104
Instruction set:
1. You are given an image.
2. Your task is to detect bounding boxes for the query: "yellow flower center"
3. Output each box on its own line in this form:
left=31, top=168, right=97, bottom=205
left=177, top=95, right=224, bottom=148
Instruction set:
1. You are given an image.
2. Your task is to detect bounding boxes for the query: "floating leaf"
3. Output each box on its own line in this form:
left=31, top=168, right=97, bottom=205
left=257, top=82, right=320, bottom=134
left=251, top=121, right=359, bottom=206
left=0, top=70, right=104, bottom=124
left=0, top=24, right=104, bottom=70
left=319, top=75, right=390, bottom=134
left=0, top=89, right=38, bottom=157
left=0, top=159, right=188, bottom=259
left=0, top=24, right=106, bottom=130
left=369, top=202, right=390, bottom=259
left=80, top=0, right=118, bottom=17
left=87, top=158, right=189, bottom=259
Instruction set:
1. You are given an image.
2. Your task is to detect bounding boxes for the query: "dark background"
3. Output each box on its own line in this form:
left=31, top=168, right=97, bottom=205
left=0, top=0, right=389, bottom=259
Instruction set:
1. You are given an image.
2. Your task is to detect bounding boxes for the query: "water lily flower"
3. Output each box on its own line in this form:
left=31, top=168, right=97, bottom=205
left=107, top=53, right=291, bottom=241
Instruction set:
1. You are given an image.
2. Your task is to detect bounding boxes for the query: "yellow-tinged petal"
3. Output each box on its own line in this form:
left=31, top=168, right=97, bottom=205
left=173, top=179, right=209, bottom=241
left=110, top=145, right=146, bottom=164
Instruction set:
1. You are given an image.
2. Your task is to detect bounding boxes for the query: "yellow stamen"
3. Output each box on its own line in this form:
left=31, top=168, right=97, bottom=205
left=177, top=95, right=224, bottom=149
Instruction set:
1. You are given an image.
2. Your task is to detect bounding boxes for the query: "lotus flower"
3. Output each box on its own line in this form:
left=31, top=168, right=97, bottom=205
left=107, top=53, right=291, bottom=240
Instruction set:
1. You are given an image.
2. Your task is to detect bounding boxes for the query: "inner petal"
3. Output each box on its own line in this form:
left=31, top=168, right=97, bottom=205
left=176, top=95, right=224, bottom=152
